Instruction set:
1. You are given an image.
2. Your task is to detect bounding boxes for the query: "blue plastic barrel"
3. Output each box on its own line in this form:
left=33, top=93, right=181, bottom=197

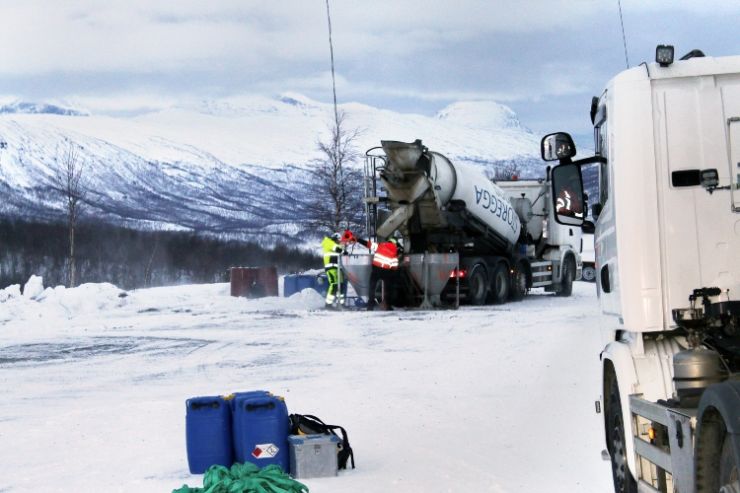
left=294, top=275, right=317, bottom=292
left=316, top=273, right=328, bottom=296
left=316, top=273, right=347, bottom=297
left=284, top=274, right=321, bottom=297
left=283, top=275, right=298, bottom=297
left=185, top=396, right=233, bottom=474
left=228, top=390, right=271, bottom=413
left=232, top=394, right=290, bottom=472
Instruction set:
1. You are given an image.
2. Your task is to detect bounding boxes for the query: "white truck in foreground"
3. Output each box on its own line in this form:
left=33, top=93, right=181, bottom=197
left=546, top=47, right=740, bottom=492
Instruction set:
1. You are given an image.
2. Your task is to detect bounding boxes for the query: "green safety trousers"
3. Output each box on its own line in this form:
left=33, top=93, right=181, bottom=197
left=325, top=267, right=339, bottom=305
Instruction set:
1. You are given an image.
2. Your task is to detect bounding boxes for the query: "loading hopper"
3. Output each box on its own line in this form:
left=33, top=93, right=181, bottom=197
left=381, top=140, right=424, bottom=172
left=405, top=253, right=459, bottom=308
left=341, top=253, right=373, bottom=299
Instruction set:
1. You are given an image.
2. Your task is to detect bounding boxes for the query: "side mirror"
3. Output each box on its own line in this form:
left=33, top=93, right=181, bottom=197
left=541, top=132, right=576, bottom=162
left=582, top=220, right=595, bottom=234
left=551, top=163, right=585, bottom=226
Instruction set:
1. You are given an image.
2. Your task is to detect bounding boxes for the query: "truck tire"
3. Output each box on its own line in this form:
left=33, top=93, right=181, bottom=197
left=489, top=262, right=510, bottom=304
left=719, top=433, right=739, bottom=492
left=556, top=257, right=575, bottom=297
left=607, top=376, right=638, bottom=493
left=582, top=263, right=596, bottom=283
left=696, top=413, right=740, bottom=493
left=467, top=264, right=488, bottom=306
left=509, top=260, right=528, bottom=302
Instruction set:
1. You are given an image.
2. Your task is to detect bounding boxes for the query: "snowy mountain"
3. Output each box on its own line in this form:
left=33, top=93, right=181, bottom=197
left=0, top=101, right=89, bottom=117
left=0, top=95, right=544, bottom=238
left=435, top=100, right=528, bottom=131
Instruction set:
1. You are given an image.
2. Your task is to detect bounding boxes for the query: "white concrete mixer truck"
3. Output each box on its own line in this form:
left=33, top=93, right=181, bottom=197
left=545, top=48, right=740, bottom=493
left=341, top=139, right=583, bottom=308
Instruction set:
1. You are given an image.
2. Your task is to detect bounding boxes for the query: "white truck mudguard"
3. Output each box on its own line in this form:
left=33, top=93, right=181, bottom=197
left=602, top=340, right=640, bottom=475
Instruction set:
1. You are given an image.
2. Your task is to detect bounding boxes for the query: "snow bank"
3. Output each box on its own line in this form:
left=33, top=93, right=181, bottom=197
left=0, top=284, right=21, bottom=302
left=281, top=287, right=325, bottom=309
left=34, top=282, right=127, bottom=313
left=22, top=275, right=44, bottom=299
left=2, top=278, right=326, bottom=325
left=1, top=276, right=128, bottom=326
left=124, top=282, right=323, bottom=313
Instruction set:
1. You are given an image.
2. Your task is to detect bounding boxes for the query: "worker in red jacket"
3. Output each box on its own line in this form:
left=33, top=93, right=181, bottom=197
left=351, top=234, right=403, bottom=310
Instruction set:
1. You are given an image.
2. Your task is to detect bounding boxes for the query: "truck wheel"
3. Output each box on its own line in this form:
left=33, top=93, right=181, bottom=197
left=582, top=264, right=596, bottom=283
left=556, top=257, right=575, bottom=297
left=719, top=433, right=739, bottom=492
left=489, top=262, right=510, bottom=304
left=607, top=377, right=638, bottom=493
left=509, top=260, right=528, bottom=302
left=467, top=265, right=488, bottom=306
left=697, top=419, right=740, bottom=492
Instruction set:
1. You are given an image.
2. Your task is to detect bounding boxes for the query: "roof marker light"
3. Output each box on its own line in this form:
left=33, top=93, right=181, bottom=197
left=656, top=45, right=674, bottom=67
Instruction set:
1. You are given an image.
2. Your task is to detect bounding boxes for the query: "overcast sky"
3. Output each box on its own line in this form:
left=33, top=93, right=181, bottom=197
left=0, top=1, right=738, bottom=140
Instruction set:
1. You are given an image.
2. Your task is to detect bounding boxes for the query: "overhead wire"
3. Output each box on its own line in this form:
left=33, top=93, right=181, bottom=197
left=617, top=0, right=630, bottom=69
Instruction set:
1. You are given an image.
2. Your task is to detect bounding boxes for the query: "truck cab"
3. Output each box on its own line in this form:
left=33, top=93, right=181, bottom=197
left=548, top=49, right=740, bottom=492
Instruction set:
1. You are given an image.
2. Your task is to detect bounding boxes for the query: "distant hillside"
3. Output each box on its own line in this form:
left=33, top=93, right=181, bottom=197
left=0, top=101, right=89, bottom=117
left=0, top=217, right=318, bottom=289
left=0, top=94, right=545, bottom=239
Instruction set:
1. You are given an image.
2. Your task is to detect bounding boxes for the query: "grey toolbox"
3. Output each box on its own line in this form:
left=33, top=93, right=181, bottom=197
left=288, top=434, right=341, bottom=479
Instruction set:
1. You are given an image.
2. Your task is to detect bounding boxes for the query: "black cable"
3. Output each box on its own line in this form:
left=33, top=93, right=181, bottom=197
left=617, top=0, right=630, bottom=69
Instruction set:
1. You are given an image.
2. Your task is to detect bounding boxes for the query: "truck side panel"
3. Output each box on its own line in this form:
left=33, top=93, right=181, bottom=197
left=652, top=73, right=740, bottom=327
left=598, top=68, right=665, bottom=332
left=600, top=63, right=740, bottom=334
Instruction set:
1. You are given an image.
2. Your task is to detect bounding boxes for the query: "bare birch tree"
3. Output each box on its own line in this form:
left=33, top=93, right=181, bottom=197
left=489, top=161, right=522, bottom=181
left=307, top=0, right=364, bottom=235
left=54, top=141, right=86, bottom=287
left=308, top=110, right=364, bottom=233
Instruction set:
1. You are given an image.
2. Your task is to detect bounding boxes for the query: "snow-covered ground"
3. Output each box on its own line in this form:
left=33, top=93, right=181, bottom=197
left=0, top=280, right=612, bottom=492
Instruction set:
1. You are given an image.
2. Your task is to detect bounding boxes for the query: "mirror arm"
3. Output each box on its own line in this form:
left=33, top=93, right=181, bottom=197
left=571, top=155, right=607, bottom=167
left=704, top=184, right=731, bottom=195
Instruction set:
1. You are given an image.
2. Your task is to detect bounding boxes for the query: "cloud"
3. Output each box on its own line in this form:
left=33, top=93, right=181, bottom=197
left=620, top=0, right=739, bottom=14
left=0, top=1, right=330, bottom=75
left=0, top=1, right=736, bottom=135
left=0, top=94, right=21, bottom=106
left=337, top=58, right=601, bottom=107
left=267, top=72, right=350, bottom=94
left=65, top=93, right=179, bottom=114
left=3, top=0, right=733, bottom=77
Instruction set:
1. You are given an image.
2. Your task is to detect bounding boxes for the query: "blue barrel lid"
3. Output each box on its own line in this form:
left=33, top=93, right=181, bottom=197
left=186, top=395, right=227, bottom=412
